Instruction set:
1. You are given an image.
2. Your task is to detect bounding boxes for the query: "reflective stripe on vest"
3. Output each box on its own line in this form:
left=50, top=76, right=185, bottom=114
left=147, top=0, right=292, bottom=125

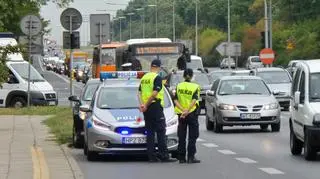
left=174, top=82, right=200, bottom=114
left=140, top=72, right=164, bottom=107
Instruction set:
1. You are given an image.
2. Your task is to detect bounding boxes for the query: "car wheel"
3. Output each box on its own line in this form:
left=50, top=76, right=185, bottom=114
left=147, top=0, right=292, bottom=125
left=213, top=115, right=223, bottom=133
left=87, top=149, right=98, bottom=161
left=171, top=150, right=178, bottom=159
left=260, top=124, right=268, bottom=131
left=206, top=115, right=214, bottom=131
left=76, top=78, right=80, bottom=82
left=271, top=122, right=280, bottom=132
left=304, top=130, right=317, bottom=161
left=10, top=97, right=27, bottom=108
left=290, top=127, right=303, bottom=155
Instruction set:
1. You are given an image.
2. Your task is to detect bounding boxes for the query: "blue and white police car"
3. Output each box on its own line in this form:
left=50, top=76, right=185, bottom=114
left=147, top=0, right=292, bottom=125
left=80, top=71, right=179, bottom=161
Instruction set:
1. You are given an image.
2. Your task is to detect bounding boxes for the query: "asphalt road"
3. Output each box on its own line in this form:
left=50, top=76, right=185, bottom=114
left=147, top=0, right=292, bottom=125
left=32, top=55, right=83, bottom=106
left=70, top=113, right=320, bottom=179
left=34, top=60, right=320, bottom=179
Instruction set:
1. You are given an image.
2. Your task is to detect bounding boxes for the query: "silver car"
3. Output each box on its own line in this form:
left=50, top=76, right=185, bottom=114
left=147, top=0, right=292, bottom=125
left=220, top=58, right=236, bottom=69
left=254, top=67, right=292, bottom=111
left=205, top=76, right=281, bottom=133
left=246, top=56, right=263, bottom=69
left=81, top=78, right=178, bottom=161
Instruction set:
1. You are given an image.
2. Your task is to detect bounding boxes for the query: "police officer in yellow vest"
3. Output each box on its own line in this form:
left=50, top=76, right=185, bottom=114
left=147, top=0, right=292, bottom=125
left=138, top=59, right=176, bottom=163
left=173, top=68, right=201, bottom=164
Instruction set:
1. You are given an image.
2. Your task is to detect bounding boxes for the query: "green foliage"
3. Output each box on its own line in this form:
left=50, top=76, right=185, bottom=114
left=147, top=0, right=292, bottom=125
left=0, top=45, right=25, bottom=86
left=113, top=0, right=320, bottom=66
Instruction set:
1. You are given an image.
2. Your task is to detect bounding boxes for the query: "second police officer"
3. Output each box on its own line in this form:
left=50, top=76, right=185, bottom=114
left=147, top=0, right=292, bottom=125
left=173, top=68, right=201, bottom=164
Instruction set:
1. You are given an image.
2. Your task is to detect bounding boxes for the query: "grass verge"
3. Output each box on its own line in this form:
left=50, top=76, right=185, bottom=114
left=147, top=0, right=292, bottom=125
left=0, top=106, right=73, bottom=144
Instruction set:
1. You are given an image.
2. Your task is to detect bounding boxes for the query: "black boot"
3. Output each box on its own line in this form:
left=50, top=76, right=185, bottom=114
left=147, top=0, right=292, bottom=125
left=187, top=156, right=201, bottom=163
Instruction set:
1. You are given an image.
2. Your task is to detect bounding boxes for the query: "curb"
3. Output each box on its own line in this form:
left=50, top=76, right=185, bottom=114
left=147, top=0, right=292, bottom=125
left=60, top=144, right=84, bottom=179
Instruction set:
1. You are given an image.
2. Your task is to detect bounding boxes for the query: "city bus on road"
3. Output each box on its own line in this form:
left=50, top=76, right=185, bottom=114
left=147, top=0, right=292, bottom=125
left=116, top=38, right=191, bottom=79
left=92, top=42, right=126, bottom=78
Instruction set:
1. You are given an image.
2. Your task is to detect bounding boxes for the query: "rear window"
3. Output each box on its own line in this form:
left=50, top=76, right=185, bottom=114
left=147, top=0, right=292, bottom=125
left=257, top=71, right=291, bottom=84
left=250, top=57, right=261, bottom=63
left=97, top=87, right=171, bottom=109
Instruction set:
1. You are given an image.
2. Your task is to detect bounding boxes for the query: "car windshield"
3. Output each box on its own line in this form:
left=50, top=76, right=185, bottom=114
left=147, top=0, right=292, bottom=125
left=97, top=87, right=171, bottom=109
left=187, top=60, right=202, bottom=69
left=10, top=63, right=45, bottom=82
left=257, top=71, right=291, bottom=84
left=82, top=83, right=99, bottom=101
left=309, top=73, right=320, bottom=102
left=209, top=71, right=232, bottom=81
left=251, top=57, right=261, bottom=63
left=171, top=72, right=210, bottom=87
left=218, top=79, right=270, bottom=96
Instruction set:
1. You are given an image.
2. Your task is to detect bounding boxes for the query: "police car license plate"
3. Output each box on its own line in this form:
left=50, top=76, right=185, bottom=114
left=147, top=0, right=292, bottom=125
left=240, top=113, right=260, bottom=119
left=48, top=101, right=56, bottom=106
left=123, top=137, right=146, bottom=144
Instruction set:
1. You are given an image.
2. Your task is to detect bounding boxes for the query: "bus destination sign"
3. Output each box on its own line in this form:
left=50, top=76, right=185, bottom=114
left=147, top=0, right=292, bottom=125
left=136, top=46, right=179, bottom=55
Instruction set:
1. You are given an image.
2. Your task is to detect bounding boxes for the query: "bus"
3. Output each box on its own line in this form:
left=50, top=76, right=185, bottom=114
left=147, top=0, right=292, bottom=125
left=92, top=42, right=126, bottom=78
left=115, top=38, right=191, bottom=79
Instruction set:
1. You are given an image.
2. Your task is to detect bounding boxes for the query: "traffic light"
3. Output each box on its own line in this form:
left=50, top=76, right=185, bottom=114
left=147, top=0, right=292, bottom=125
left=261, top=31, right=265, bottom=48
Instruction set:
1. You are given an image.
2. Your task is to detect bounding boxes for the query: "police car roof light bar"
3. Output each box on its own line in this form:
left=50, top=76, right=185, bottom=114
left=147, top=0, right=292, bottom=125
left=100, top=71, right=147, bottom=82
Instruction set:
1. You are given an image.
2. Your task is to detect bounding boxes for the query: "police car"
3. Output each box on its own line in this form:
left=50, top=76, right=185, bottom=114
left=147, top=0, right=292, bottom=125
left=80, top=71, right=179, bottom=161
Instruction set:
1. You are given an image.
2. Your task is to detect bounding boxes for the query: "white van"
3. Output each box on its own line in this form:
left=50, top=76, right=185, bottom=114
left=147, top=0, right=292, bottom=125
left=187, top=55, right=207, bottom=72
left=0, top=35, right=58, bottom=108
left=290, top=60, right=320, bottom=160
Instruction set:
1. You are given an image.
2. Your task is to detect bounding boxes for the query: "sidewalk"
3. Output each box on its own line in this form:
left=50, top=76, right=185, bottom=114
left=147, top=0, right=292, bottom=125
left=0, top=115, right=83, bottom=179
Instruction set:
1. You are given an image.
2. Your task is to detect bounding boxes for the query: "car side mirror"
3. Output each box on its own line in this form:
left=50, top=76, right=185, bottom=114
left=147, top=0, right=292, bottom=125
left=294, top=91, right=301, bottom=107
left=204, top=68, right=209, bottom=73
left=68, top=95, right=80, bottom=102
left=41, top=74, right=44, bottom=77
left=272, top=90, right=280, bottom=95
left=206, top=90, right=215, bottom=96
left=79, top=104, right=91, bottom=112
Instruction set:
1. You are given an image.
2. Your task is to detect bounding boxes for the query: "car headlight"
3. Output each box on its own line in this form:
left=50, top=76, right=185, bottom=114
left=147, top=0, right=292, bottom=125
left=219, top=104, right=236, bottom=111
left=166, top=115, right=178, bottom=127
left=92, top=115, right=111, bottom=131
left=313, top=114, right=320, bottom=125
left=79, top=111, right=86, bottom=120
left=78, top=71, right=83, bottom=76
left=264, top=103, right=279, bottom=110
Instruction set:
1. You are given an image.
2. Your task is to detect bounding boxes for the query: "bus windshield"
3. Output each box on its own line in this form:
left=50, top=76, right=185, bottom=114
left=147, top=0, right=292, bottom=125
left=101, top=48, right=116, bottom=65
left=135, top=54, right=180, bottom=72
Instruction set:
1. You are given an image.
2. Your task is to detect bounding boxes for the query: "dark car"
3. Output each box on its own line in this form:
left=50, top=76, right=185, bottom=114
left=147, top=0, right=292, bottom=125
left=68, top=79, right=100, bottom=148
left=166, top=70, right=211, bottom=114
left=75, top=64, right=89, bottom=82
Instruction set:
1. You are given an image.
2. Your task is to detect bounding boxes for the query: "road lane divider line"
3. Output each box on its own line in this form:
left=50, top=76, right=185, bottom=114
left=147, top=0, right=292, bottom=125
left=235, top=157, right=257, bottom=164
left=259, top=168, right=284, bottom=175
left=31, top=146, right=50, bottom=179
left=202, top=143, right=218, bottom=148
left=197, top=138, right=206, bottom=142
left=217, top=149, right=236, bottom=155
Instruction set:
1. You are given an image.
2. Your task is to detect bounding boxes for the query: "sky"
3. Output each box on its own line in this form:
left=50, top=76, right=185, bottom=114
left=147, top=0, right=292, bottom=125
left=40, top=0, right=130, bottom=46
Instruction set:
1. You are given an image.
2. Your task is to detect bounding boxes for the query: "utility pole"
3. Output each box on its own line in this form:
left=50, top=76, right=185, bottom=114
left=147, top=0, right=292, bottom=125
left=227, top=0, right=231, bottom=70
left=269, top=0, right=272, bottom=49
left=264, top=0, right=269, bottom=48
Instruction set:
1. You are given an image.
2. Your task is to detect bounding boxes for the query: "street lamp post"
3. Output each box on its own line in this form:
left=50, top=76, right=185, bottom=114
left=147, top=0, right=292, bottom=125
left=127, top=13, right=135, bottom=39
left=195, top=0, right=198, bottom=56
left=264, top=0, right=269, bottom=48
left=135, top=8, right=144, bottom=38
left=118, top=16, right=126, bottom=41
left=173, top=0, right=175, bottom=42
left=148, top=4, right=157, bottom=38
left=227, top=0, right=231, bottom=70
left=269, top=0, right=272, bottom=49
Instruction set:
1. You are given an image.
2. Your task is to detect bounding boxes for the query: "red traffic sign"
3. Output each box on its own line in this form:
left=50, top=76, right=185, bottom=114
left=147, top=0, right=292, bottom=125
left=259, top=48, right=275, bottom=65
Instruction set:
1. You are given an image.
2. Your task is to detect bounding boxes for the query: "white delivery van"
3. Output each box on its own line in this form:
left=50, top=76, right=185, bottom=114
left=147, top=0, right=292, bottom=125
left=0, top=34, right=58, bottom=108
left=187, top=55, right=208, bottom=72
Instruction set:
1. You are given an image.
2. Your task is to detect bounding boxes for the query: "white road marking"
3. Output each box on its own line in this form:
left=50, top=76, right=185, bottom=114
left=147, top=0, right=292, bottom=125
left=259, top=168, right=285, bottom=175
left=202, top=143, right=218, bottom=148
left=235, top=157, right=257, bottom=164
left=197, top=138, right=205, bottom=142
left=218, top=150, right=236, bottom=155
